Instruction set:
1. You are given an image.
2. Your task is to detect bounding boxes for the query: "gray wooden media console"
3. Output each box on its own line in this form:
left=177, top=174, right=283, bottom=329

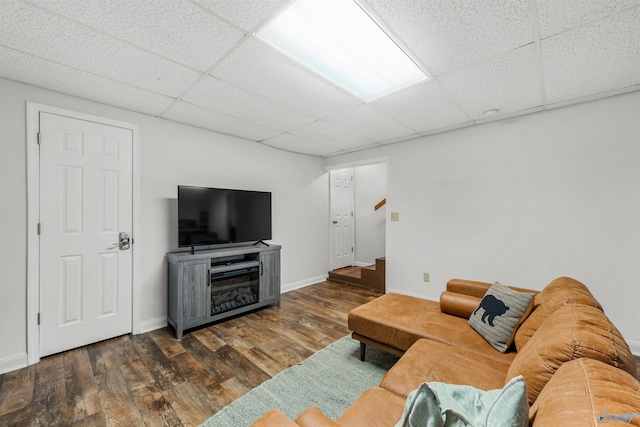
left=167, top=244, right=281, bottom=339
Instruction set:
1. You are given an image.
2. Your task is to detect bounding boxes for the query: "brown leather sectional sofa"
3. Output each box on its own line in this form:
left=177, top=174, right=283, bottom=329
left=251, top=277, right=640, bottom=426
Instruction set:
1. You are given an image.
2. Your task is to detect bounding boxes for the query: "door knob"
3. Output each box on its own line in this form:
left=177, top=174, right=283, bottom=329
left=109, top=231, right=131, bottom=250
left=332, top=220, right=338, bottom=224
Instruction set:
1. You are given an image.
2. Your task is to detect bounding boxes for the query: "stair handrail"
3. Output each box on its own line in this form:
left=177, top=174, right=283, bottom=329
left=374, top=198, right=386, bottom=211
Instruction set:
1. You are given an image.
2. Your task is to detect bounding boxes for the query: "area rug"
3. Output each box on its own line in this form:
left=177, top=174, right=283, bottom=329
left=200, top=335, right=399, bottom=426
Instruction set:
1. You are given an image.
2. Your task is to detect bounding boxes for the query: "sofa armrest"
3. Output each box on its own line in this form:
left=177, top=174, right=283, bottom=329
left=249, top=409, right=299, bottom=427
left=439, top=291, right=481, bottom=318
left=295, top=408, right=338, bottom=427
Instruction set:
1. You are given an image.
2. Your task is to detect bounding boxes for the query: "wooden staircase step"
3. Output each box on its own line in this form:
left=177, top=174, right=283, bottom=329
left=328, top=258, right=385, bottom=292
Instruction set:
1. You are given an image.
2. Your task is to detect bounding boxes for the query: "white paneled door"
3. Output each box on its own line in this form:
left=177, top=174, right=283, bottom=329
left=39, top=112, right=133, bottom=357
left=329, top=168, right=354, bottom=271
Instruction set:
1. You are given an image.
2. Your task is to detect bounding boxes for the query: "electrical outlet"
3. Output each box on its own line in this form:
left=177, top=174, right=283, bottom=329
left=390, top=212, right=400, bottom=221
left=423, top=272, right=430, bottom=282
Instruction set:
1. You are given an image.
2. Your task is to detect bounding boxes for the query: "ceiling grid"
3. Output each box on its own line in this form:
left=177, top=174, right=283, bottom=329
left=1, top=0, right=638, bottom=157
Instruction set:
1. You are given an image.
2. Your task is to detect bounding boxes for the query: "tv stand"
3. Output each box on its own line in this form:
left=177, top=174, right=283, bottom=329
left=166, top=244, right=281, bottom=339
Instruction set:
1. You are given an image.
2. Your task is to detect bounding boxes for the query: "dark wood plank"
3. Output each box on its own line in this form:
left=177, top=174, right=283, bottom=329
left=178, top=334, right=237, bottom=384
left=69, top=411, right=107, bottom=427
left=130, top=334, right=184, bottom=391
left=32, top=381, right=68, bottom=426
left=109, top=335, right=172, bottom=425
left=0, top=404, right=34, bottom=427
left=87, top=339, right=119, bottom=377
left=190, top=328, right=226, bottom=353
left=0, top=281, right=382, bottom=426
left=0, top=365, right=35, bottom=416
left=148, top=328, right=186, bottom=360
left=95, top=370, right=144, bottom=426
left=163, top=382, right=216, bottom=427
left=170, top=351, right=235, bottom=412
left=213, top=345, right=272, bottom=390
left=63, top=348, right=102, bottom=423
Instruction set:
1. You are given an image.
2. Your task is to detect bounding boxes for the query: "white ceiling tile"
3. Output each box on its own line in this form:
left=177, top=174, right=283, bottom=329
left=542, top=6, right=640, bottom=105
left=182, top=76, right=315, bottom=131
left=211, top=38, right=362, bottom=117
left=1, top=0, right=639, bottom=157
left=543, top=85, right=640, bottom=111
left=362, top=0, right=533, bottom=75
left=438, top=45, right=543, bottom=120
left=261, top=133, right=343, bottom=157
left=25, top=0, right=245, bottom=71
left=192, top=0, right=287, bottom=32
left=289, top=120, right=377, bottom=151
left=0, top=46, right=175, bottom=116
left=323, top=104, right=415, bottom=143
left=0, top=0, right=199, bottom=97
left=473, top=106, right=545, bottom=125
left=162, top=101, right=281, bottom=141
left=420, top=122, right=474, bottom=137
left=536, top=0, right=640, bottom=38
left=372, top=80, right=471, bottom=133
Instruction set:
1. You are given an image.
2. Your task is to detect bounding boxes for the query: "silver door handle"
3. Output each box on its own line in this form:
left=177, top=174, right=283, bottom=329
left=109, top=231, right=131, bottom=250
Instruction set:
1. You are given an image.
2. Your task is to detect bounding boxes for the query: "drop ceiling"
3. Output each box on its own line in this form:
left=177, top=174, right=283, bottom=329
left=1, top=0, right=639, bottom=157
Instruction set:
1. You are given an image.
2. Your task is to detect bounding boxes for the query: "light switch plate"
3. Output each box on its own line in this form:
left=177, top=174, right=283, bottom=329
left=423, top=272, right=430, bottom=282
left=390, top=212, right=399, bottom=221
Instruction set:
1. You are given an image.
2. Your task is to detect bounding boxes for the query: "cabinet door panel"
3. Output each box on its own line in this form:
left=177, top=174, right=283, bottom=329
left=183, top=260, right=210, bottom=324
left=259, top=250, right=280, bottom=303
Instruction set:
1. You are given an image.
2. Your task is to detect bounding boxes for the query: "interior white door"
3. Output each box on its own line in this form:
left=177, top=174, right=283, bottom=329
left=39, top=112, right=133, bottom=357
left=329, top=168, right=355, bottom=270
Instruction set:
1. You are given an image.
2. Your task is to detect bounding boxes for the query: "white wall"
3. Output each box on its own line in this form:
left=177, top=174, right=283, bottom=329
left=327, top=92, right=640, bottom=353
left=0, top=78, right=330, bottom=373
left=354, top=163, right=386, bottom=265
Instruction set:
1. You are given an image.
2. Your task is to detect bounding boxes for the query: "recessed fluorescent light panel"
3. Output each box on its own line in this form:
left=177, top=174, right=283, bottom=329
left=255, top=0, right=428, bottom=101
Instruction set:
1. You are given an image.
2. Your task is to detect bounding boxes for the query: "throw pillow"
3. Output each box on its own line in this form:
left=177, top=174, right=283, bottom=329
left=468, top=282, right=534, bottom=353
left=395, top=376, right=529, bottom=427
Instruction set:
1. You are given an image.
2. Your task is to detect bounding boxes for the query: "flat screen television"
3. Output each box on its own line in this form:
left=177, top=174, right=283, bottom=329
left=178, top=185, right=272, bottom=248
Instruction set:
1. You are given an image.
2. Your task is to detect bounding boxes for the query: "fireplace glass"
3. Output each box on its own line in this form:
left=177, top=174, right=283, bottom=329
left=210, top=267, right=259, bottom=315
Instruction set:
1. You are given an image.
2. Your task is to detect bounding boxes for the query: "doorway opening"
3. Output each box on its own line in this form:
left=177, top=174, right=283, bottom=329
left=328, top=161, right=387, bottom=292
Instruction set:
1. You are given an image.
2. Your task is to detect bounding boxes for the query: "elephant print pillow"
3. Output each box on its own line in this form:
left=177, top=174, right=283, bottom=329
left=469, top=282, right=535, bottom=353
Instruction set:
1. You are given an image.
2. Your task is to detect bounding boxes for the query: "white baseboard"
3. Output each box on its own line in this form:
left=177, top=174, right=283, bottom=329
left=282, top=274, right=328, bottom=293
left=0, top=352, right=28, bottom=375
left=354, top=261, right=371, bottom=267
left=140, top=316, right=168, bottom=334
left=138, top=276, right=329, bottom=335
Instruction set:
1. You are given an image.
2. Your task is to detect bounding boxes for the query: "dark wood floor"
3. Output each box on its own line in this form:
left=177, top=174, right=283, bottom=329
left=2, top=281, right=639, bottom=427
left=0, top=281, right=382, bottom=427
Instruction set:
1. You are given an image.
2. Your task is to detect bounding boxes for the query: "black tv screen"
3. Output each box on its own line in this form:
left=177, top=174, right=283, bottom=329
left=178, top=186, right=272, bottom=247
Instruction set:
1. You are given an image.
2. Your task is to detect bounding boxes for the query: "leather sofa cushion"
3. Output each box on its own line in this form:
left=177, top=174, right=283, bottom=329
left=448, top=325, right=518, bottom=365
left=507, top=303, right=636, bottom=405
left=348, top=293, right=517, bottom=361
left=295, top=408, right=337, bottom=427
left=249, top=409, right=298, bottom=427
left=296, top=387, right=405, bottom=427
left=348, top=293, right=466, bottom=351
left=380, top=339, right=511, bottom=398
left=530, top=358, right=640, bottom=426
left=514, top=276, right=602, bottom=350
left=439, top=291, right=481, bottom=318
